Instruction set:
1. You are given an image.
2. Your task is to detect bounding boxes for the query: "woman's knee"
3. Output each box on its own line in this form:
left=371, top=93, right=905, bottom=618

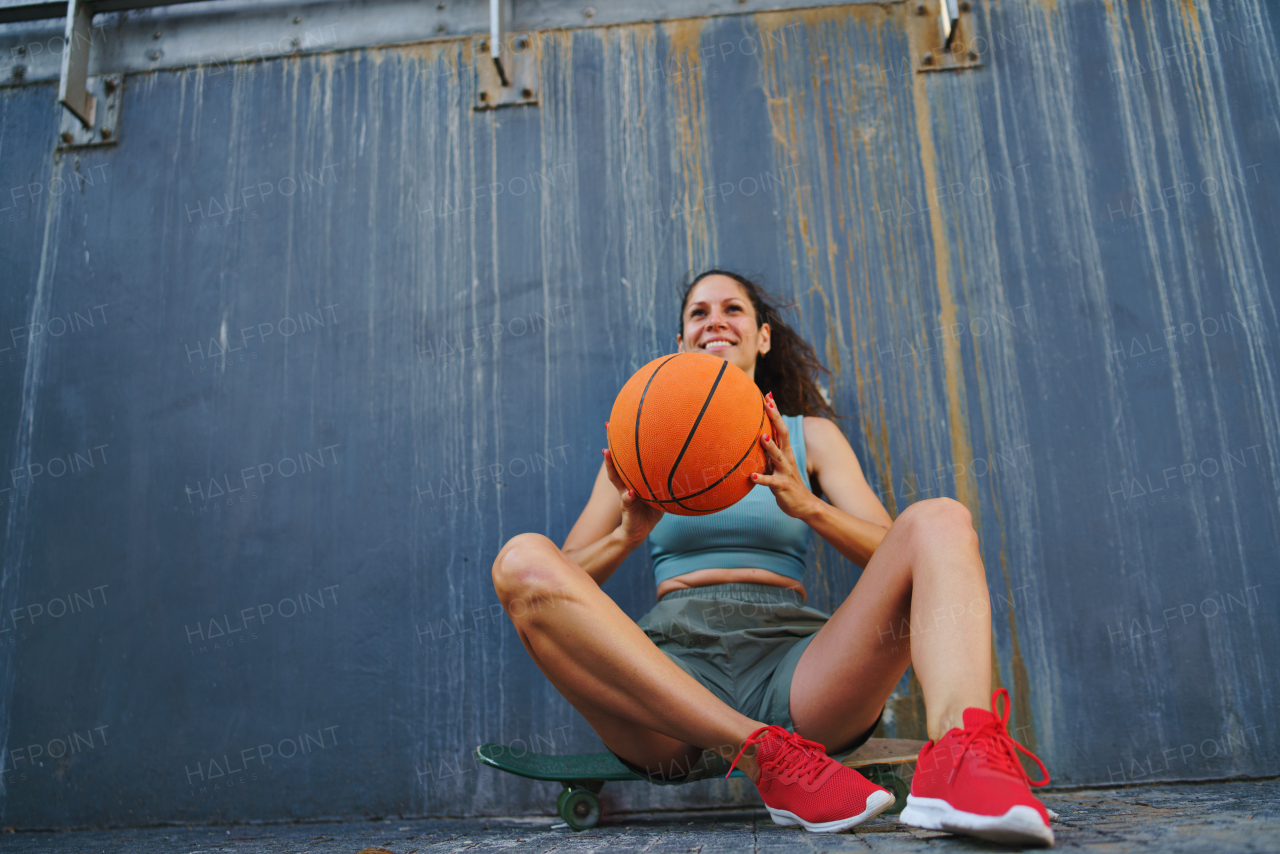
left=896, top=497, right=979, bottom=551
left=491, top=533, right=570, bottom=609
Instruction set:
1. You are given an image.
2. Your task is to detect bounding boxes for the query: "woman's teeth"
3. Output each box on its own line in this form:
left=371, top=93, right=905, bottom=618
left=703, top=340, right=733, bottom=350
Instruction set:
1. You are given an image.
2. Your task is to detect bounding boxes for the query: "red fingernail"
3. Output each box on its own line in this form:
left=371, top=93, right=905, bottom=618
left=751, top=473, right=758, bottom=481
left=763, top=435, right=771, bottom=443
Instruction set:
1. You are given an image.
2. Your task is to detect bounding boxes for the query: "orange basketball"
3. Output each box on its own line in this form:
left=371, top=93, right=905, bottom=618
left=607, top=352, right=768, bottom=516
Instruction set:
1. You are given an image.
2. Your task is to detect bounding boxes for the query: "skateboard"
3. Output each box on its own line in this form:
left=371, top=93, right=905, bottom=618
left=476, top=737, right=924, bottom=830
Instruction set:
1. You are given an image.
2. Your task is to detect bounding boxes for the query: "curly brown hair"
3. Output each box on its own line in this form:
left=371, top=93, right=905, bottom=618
left=679, top=270, right=837, bottom=420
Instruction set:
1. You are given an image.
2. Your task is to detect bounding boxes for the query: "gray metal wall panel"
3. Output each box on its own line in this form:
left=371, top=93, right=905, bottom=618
left=0, top=0, right=1276, bottom=828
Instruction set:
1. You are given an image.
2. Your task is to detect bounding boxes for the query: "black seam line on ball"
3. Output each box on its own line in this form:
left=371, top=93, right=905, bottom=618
left=667, top=393, right=765, bottom=511
left=668, top=406, right=763, bottom=503
left=635, top=354, right=681, bottom=503
left=646, top=494, right=736, bottom=514
left=667, top=360, right=728, bottom=510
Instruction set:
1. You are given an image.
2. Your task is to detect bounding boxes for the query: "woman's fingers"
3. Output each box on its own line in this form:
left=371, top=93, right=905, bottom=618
left=604, top=447, right=647, bottom=510
left=760, top=432, right=786, bottom=463
left=603, top=425, right=634, bottom=498
left=757, top=440, right=785, bottom=474
left=764, top=392, right=792, bottom=451
left=760, top=434, right=792, bottom=483
left=763, top=392, right=784, bottom=428
left=602, top=448, right=628, bottom=494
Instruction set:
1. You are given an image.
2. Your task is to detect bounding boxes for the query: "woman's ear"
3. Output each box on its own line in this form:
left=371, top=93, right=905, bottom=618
left=758, top=322, right=771, bottom=356
left=676, top=334, right=686, bottom=353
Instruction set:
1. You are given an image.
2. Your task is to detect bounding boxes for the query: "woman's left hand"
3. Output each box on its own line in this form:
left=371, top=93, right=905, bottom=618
left=752, top=392, right=820, bottom=520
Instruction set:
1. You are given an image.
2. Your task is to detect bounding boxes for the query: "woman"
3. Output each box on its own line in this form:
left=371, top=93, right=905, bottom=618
left=491, top=271, right=1052, bottom=845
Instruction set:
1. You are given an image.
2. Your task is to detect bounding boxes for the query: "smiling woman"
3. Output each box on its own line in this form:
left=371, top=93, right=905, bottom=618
left=491, top=269, right=1054, bottom=844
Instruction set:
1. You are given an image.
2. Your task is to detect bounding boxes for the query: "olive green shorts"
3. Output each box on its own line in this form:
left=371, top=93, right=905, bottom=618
left=611, top=583, right=878, bottom=785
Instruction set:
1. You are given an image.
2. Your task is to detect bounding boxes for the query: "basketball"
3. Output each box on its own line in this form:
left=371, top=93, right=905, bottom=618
left=607, top=351, right=768, bottom=516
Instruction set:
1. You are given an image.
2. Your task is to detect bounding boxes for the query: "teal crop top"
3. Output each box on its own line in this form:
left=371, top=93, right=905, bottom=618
left=648, top=413, right=813, bottom=585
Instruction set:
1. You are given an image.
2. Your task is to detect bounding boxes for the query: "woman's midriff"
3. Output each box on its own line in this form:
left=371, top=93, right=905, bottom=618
left=655, top=567, right=806, bottom=601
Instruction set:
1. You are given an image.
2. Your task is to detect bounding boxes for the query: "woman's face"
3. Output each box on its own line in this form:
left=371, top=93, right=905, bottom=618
left=677, top=275, right=771, bottom=379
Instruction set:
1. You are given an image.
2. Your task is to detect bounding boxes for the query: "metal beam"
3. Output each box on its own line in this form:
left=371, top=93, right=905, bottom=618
left=489, top=0, right=509, bottom=87
left=2, top=0, right=884, bottom=87
left=0, top=0, right=212, bottom=25
left=939, top=0, right=959, bottom=46
left=56, top=0, right=93, bottom=125
left=0, top=1, right=64, bottom=25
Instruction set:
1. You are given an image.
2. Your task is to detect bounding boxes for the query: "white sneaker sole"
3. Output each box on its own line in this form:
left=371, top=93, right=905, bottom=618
left=766, top=789, right=896, bottom=833
left=899, top=795, right=1055, bottom=847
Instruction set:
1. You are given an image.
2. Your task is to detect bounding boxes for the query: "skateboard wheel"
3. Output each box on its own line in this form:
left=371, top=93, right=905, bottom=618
left=863, top=766, right=910, bottom=815
left=557, top=787, right=601, bottom=830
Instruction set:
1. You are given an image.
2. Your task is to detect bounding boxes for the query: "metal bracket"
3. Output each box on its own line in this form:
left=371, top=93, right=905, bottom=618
left=54, top=0, right=122, bottom=147
left=475, top=0, right=535, bottom=110
left=911, top=0, right=983, bottom=73
left=474, top=33, right=537, bottom=110
left=58, top=73, right=122, bottom=148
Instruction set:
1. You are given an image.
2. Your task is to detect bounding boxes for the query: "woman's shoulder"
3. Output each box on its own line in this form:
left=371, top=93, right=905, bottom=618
left=798, top=414, right=842, bottom=443
left=799, top=416, right=854, bottom=468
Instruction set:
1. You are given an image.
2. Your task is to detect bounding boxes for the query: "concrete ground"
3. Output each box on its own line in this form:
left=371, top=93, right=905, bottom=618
left=4, top=779, right=1277, bottom=853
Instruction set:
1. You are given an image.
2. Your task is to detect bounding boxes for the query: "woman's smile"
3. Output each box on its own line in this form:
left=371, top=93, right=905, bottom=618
left=700, top=336, right=737, bottom=352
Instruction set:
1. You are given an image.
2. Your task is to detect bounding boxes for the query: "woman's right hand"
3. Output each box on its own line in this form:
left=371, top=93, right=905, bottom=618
left=602, top=445, right=664, bottom=546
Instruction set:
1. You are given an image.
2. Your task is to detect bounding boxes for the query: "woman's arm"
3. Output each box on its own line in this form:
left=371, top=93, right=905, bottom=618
left=561, top=449, right=664, bottom=586
left=752, top=393, right=892, bottom=568
left=798, top=416, right=893, bottom=567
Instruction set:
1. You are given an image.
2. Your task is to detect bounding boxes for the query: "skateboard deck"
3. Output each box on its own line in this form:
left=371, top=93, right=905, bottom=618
left=476, top=737, right=925, bottom=830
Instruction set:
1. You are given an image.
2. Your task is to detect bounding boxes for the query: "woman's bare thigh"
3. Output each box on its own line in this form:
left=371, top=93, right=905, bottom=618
left=786, top=522, right=917, bottom=750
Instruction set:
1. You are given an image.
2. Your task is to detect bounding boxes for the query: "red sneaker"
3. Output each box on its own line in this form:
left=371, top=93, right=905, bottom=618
left=899, top=689, right=1054, bottom=847
left=727, top=725, right=896, bottom=833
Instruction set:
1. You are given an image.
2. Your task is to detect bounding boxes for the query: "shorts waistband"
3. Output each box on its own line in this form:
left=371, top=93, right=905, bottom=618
left=655, top=583, right=804, bottom=606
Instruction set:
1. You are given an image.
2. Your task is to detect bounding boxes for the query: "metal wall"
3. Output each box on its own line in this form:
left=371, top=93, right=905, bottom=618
left=0, top=0, right=1277, bottom=829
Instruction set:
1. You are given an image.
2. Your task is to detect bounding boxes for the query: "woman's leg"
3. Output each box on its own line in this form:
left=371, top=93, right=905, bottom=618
left=788, top=497, right=992, bottom=748
left=491, top=533, right=765, bottom=779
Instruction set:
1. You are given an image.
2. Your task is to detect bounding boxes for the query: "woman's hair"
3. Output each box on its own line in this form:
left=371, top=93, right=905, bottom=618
left=679, top=270, right=837, bottom=419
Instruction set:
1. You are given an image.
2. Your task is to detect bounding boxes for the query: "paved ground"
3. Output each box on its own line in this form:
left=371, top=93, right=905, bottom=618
left=4, top=779, right=1277, bottom=853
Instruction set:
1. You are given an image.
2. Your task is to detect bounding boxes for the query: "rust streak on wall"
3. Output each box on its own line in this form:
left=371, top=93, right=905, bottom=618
left=903, top=19, right=977, bottom=514
left=756, top=11, right=812, bottom=285
left=754, top=6, right=900, bottom=501
left=662, top=18, right=716, bottom=271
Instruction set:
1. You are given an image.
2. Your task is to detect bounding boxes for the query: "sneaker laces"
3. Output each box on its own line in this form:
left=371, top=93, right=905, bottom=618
left=726, top=725, right=832, bottom=786
left=952, top=688, right=1050, bottom=787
